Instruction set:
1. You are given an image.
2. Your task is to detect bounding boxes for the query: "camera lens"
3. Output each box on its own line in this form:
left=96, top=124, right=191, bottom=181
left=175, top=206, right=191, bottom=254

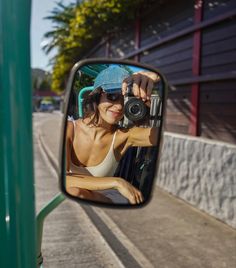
left=124, top=98, right=147, bottom=122
left=130, top=104, right=140, bottom=115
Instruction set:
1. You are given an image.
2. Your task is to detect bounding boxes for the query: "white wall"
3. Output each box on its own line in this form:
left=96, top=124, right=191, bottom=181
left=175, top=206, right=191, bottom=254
left=157, top=132, right=236, bottom=228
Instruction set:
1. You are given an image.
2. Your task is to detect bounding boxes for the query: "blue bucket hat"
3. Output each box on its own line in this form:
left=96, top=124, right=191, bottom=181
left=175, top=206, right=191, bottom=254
left=94, top=65, right=130, bottom=93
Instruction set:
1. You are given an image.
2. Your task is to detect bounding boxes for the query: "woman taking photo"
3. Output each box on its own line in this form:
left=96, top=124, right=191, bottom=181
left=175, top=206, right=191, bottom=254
left=66, top=65, right=159, bottom=204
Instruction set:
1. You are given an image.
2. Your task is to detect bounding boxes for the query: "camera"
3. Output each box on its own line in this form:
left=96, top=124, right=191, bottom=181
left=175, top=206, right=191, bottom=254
left=122, top=84, right=161, bottom=128
left=123, top=86, right=147, bottom=125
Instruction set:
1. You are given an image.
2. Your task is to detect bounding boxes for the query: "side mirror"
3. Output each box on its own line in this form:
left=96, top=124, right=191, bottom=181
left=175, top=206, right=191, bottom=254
left=60, top=59, right=168, bottom=207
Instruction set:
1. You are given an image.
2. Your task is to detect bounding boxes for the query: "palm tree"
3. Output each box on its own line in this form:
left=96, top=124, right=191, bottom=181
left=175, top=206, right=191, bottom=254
left=42, top=2, right=76, bottom=55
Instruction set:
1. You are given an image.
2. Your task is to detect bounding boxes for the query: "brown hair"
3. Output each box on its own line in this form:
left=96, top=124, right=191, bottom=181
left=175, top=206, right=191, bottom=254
left=82, top=87, right=102, bottom=125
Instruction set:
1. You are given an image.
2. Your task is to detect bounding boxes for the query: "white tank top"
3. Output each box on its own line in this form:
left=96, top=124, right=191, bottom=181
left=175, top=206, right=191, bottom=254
left=70, top=121, right=119, bottom=177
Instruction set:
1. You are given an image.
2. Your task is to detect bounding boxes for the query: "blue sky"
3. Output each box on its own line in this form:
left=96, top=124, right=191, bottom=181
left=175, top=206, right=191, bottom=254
left=30, top=0, right=73, bottom=71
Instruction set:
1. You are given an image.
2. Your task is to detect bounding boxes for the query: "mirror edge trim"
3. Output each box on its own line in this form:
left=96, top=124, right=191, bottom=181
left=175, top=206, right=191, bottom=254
left=58, top=58, right=169, bottom=209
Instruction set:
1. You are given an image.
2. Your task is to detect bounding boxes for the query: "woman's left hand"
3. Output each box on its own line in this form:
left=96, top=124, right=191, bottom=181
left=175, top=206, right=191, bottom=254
left=122, top=71, right=159, bottom=102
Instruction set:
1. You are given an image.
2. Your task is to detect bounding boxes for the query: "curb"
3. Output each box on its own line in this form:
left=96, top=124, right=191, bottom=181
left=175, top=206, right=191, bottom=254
left=38, top=128, right=59, bottom=174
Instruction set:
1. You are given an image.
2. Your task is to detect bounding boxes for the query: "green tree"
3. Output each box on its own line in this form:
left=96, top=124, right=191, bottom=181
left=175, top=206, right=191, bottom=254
left=39, top=79, right=51, bottom=91
left=44, top=0, right=147, bottom=93
left=42, top=2, right=76, bottom=56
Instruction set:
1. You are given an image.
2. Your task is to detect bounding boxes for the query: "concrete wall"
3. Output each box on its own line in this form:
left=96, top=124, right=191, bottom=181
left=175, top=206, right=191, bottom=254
left=157, top=132, right=236, bottom=229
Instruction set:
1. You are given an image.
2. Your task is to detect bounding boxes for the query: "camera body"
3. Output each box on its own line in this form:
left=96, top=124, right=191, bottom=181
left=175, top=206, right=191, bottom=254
left=122, top=85, right=161, bottom=128
left=123, top=94, right=147, bottom=127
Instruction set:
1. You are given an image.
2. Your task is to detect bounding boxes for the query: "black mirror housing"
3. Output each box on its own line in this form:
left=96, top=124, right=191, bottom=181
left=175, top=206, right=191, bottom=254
left=59, top=58, right=168, bottom=208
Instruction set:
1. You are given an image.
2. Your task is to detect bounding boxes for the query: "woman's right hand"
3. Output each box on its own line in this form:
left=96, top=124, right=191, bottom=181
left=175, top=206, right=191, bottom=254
left=115, top=178, right=144, bottom=204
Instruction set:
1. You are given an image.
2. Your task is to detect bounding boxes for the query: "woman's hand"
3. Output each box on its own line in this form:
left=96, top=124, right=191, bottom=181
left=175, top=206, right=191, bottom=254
left=115, top=178, right=144, bottom=204
left=122, top=71, right=159, bottom=102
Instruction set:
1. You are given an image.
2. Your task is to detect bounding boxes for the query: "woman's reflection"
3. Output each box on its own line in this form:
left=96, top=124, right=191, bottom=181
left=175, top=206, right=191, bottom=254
left=66, top=65, right=159, bottom=204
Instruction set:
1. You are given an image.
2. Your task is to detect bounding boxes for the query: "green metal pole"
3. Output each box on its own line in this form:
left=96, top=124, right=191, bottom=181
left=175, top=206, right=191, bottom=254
left=78, top=86, right=93, bottom=117
left=36, top=193, right=65, bottom=266
left=0, top=1, right=36, bottom=267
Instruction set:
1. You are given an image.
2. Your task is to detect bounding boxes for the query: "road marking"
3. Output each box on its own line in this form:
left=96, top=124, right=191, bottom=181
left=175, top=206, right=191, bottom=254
left=70, top=202, right=125, bottom=268
left=91, top=207, right=154, bottom=268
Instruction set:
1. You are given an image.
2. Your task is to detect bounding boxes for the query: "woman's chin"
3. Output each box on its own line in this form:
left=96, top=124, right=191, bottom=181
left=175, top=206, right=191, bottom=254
left=99, top=112, right=123, bottom=126
left=107, top=119, right=120, bottom=125
left=108, top=111, right=123, bottom=120
left=103, top=117, right=121, bottom=126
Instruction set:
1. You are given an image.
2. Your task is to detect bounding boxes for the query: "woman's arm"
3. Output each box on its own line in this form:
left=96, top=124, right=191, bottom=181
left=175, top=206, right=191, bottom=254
left=67, top=186, right=113, bottom=203
left=118, top=126, right=158, bottom=149
left=66, top=174, right=118, bottom=191
left=66, top=174, right=143, bottom=204
left=127, top=126, right=159, bottom=147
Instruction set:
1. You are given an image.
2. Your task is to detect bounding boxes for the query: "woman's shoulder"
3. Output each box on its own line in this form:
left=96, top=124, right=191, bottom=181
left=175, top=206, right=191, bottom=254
left=67, top=118, right=83, bottom=131
left=75, top=118, right=95, bottom=133
left=116, top=127, right=130, bottom=143
left=74, top=118, right=83, bottom=125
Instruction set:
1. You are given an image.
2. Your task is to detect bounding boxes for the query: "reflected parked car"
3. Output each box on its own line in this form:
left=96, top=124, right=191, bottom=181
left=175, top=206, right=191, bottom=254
left=39, top=101, right=54, bottom=113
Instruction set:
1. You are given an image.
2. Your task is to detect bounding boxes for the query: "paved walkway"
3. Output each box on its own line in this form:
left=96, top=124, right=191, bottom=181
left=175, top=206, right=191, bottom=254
left=34, top=113, right=123, bottom=267
left=35, top=112, right=236, bottom=268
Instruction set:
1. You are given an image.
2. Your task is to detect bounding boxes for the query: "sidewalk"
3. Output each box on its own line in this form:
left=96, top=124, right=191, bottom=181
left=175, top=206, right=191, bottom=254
left=38, top=112, right=236, bottom=268
left=34, top=113, right=124, bottom=268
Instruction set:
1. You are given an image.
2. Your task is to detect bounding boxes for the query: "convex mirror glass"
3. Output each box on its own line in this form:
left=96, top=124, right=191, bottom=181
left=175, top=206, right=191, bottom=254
left=61, top=59, right=167, bottom=207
